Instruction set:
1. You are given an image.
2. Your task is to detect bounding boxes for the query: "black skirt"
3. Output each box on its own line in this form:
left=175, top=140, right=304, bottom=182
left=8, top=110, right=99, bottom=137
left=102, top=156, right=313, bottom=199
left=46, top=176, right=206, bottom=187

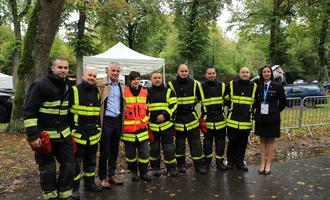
left=255, top=122, right=281, bottom=138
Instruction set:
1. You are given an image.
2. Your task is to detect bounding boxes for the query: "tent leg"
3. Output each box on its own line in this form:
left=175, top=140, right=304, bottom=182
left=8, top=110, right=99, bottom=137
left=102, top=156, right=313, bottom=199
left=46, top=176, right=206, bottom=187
left=162, top=65, right=166, bottom=86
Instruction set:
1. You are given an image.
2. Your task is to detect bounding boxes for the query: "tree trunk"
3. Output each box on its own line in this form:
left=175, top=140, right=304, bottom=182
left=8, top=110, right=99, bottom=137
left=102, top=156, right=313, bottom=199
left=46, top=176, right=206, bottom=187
left=8, top=0, right=65, bottom=133
left=9, top=0, right=22, bottom=87
left=318, top=2, right=329, bottom=82
left=76, top=10, right=86, bottom=84
left=269, top=0, right=281, bottom=66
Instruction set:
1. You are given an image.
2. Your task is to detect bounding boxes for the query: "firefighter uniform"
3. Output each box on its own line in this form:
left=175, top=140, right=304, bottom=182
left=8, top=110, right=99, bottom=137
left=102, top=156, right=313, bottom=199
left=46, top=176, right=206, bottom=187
left=168, top=76, right=206, bottom=174
left=198, top=80, right=227, bottom=170
left=224, top=79, right=257, bottom=170
left=23, top=73, right=75, bottom=200
left=148, top=85, right=178, bottom=176
left=122, top=86, right=150, bottom=181
left=69, top=81, right=102, bottom=195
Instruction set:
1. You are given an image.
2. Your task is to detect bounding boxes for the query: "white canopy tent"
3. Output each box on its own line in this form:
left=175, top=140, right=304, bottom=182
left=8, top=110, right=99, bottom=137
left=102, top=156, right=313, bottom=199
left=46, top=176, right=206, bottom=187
left=0, top=73, right=13, bottom=89
left=83, top=42, right=166, bottom=81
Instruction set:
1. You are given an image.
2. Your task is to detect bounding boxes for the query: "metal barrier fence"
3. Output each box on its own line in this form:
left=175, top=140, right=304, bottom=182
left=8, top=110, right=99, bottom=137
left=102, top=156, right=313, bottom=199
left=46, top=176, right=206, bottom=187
left=281, top=96, right=330, bottom=140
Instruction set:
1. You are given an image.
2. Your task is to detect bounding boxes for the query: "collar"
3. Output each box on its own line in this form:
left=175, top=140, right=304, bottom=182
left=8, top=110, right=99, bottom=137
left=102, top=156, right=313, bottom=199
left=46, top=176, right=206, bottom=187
left=264, top=80, right=272, bottom=86
left=108, top=79, right=119, bottom=86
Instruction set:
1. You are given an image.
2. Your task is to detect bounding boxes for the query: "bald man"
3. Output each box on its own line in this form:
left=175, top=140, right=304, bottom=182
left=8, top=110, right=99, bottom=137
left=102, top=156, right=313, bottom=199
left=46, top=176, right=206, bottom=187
left=69, top=67, right=102, bottom=199
left=224, top=67, right=258, bottom=171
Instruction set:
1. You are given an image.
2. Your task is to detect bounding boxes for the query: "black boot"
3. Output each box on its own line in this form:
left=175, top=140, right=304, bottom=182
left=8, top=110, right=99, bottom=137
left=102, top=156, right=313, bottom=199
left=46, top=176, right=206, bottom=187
left=236, top=161, right=248, bottom=172
left=176, top=156, right=186, bottom=173
left=216, top=159, right=226, bottom=171
left=71, top=191, right=80, bottom=200
left=131, top=173, right=139, bottom=182
left=194, top=160, right=207, bottom=174
left=204, top=157, right=212, bottom=171
left=225, top=160, right=235, bottom=170
left=152, top=169, right=161, bottom=177
left=139, top=162, right=151, bottom=182
left=140, top=173, right=152, bottom=182
left=84, top=176, right=102, bottom=192
left=166, top=165, right=177, bottom=177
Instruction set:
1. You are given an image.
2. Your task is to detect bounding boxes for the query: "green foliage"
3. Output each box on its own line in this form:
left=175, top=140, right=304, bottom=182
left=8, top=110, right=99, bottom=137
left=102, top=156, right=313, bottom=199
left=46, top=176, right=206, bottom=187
left=0, top=25, right=15, bottom=74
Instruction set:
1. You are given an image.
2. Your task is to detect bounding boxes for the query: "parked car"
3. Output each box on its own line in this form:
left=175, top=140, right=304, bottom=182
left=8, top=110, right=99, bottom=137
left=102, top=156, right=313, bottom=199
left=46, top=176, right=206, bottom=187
left=284, top=85, right=327, bottom=107
left=0, top=89, right=14, bottom=123
left=140, top=79, right=152, bottom=88
left=293, top=79, right=304, bottom=85
left=251, top=65, right=286, bottom=85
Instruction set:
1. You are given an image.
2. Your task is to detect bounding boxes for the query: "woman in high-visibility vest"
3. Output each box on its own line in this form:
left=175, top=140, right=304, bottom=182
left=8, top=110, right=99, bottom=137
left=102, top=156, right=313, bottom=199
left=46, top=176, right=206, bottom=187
left=122, top=71, right=151, bottom=182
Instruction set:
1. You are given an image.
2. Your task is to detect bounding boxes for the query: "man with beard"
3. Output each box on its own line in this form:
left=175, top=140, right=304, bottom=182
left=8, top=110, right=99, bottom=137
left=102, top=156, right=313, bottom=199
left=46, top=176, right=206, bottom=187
left=23, top=58, right=75, bottom=199
left=198, top=67, right=227, bottom=171
left=70, top=67, right=103, bottom=199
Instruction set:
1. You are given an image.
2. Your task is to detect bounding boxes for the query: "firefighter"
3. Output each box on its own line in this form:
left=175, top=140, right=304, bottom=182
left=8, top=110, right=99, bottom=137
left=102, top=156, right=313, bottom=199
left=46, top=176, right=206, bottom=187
left=69, top=67, right=102, bottom=199
left=23, top=58, right=75, bottom=200
left=168, top=64, right=207, bottom=174
left=224, top=67, right=258, bottom=171
left=122, top=71, right=151, bottom=182
left=148, top=72, right=178, bottom=177
left=198, top=67, right=227, bottom=171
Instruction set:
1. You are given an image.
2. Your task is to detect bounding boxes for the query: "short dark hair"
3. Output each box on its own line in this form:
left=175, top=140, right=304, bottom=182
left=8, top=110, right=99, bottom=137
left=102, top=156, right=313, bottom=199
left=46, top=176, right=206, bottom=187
left=258, top=65, right=274, bottom=82
left=205, top=66, right=216, bottom=74
left=52, top=57, right=67, bottom=66
left=128, top=71, right=140, bottom=81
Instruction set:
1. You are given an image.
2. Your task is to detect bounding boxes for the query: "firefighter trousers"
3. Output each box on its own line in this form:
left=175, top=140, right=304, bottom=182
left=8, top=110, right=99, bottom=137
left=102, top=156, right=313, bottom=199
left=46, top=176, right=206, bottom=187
left=226, top=127, right=250, bottom=164
left=34, top=138, right=75, bottom=200
left=203, top=128, right=226, bottom=167
left=124, top=139, right=150, bottom=175
left=73, top=142, right=98, bottom=192
left=149, top=127, right=176, bottom=171
left=175, top=128, right=204, bottom=169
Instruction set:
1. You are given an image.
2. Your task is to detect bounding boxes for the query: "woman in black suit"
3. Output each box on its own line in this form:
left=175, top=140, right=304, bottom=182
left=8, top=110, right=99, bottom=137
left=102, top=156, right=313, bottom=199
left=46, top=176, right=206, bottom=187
left=255, top=66, right=286, bottom=175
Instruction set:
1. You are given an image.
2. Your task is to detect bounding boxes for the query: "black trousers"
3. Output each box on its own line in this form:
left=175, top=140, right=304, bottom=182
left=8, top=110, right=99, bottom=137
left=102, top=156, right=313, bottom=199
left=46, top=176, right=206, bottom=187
left=98, top=116, right=121, bottom=180
left=203, top=128, right=226, bottom=166
left=124, top=139, right=150, bottom=175
left=73, top=143, right=98, bottom=192
left=175, top=128, right=204, bottom=168
left=149, top=127, right=176, bottom=170
left=226, top=127, right=250, bottom=164
left=35, top=138, right=75, bottom=199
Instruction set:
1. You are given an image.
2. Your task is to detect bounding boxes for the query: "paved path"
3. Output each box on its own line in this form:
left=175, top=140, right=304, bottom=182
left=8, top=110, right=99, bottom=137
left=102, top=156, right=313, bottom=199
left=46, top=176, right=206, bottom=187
left=3, top=156, right=330, bottom=200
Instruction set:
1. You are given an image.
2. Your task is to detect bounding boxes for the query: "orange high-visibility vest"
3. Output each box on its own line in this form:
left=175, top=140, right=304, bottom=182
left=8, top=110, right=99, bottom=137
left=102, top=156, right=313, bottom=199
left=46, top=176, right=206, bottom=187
left=123, top=87, right=149, bottom=133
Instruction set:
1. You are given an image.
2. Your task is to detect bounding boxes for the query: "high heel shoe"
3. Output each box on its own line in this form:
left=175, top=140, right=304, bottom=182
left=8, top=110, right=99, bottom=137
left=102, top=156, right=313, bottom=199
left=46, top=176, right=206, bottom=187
left=264, top=167, right=271, bottom=175
left=258, top=169, right=265, bottom=175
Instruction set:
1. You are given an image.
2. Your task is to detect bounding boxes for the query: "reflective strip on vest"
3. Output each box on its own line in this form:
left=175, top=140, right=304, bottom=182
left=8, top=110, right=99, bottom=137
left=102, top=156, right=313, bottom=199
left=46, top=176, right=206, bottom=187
left=58, top=189, right=73, bottom=199
left=174, top=112, right=199, bottom=131
left=149, top=120, right=173, bottom=132
left=168, top=81, right=197, bottom=105
left=121, top=130, right=149, bottom=142
left=46, top=127, right=71, bottom=139
left=206, top=120, right=226, bottom=130
left=125, top=96, right=147, bottom=103
left=71, top=129, right=101, bottom=145
left=226, top=81, right=257, bottom=130
left=24, top=118, right=38, bottom=128
left=42, top=100, right=68, bottom=107
left=124, top=116, right=149, bottom=125
left=43, top=190, right=58, bottom=200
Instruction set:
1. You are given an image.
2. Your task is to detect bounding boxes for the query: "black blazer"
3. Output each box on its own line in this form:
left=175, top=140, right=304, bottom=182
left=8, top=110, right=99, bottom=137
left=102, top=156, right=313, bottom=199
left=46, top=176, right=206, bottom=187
left=254, top=81, right=287, bottom=124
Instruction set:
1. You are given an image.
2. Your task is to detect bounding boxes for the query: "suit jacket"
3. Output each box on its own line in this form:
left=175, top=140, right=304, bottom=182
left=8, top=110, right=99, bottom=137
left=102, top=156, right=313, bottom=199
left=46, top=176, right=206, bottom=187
left=96, top=77, right=126, bottom=127
left=254, top=81, right=287, bottom=124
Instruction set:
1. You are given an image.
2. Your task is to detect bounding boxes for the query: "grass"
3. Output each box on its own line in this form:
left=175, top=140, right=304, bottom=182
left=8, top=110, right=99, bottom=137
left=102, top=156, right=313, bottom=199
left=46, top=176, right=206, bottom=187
left=0, top=123, right=8, bottom=132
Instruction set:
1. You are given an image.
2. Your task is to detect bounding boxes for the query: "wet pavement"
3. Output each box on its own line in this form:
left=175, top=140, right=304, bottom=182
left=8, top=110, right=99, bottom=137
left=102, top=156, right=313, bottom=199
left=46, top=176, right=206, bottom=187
left=3, top=156, right=330, bottom=200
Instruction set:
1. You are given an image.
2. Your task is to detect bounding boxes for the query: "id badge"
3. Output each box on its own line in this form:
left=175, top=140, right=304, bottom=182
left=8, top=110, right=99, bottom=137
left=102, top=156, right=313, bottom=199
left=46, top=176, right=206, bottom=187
left=260, top=103, right=269, bottom=115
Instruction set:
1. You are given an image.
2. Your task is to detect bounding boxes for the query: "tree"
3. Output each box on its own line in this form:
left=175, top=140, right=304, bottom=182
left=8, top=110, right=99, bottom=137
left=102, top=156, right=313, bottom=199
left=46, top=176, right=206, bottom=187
left=171, top=0, right=230, bottom=77
left=8, top=0, right=66, bottom=132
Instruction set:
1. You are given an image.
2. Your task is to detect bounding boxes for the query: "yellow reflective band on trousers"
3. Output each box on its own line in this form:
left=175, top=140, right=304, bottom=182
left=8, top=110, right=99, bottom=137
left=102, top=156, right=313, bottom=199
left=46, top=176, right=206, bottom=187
left=216, top=155, right=224, bottom=159
left=39, top=107, right=68, bottom=115
left=126, top=157, right=137, bottom=162
left=71, top=129, right=101, bottom=145
left=205, top=154, right=213, bottom=158
left=150, top=156, right=160, bottom=161
left=74, top=174, right=81, bottom=181
left=46, top=127, right=71, bottom=139
left=121, top=131, right=149, bottom=142
left=43, top=190, right=58, bottom=200
left=149, top=121, right=173, bottom=132
left=24, top=118, right=38, bottom=128
left=175, top=154, right=185, bottom=158
left=164, top=158, right=177, bottom=164
left=138, top=157, right=149, bottom=163
left=59, top=189, right=73, bottom=199
left=84, top=172, right=95, bottom=177
left=191, top=155, right=204, bottom=160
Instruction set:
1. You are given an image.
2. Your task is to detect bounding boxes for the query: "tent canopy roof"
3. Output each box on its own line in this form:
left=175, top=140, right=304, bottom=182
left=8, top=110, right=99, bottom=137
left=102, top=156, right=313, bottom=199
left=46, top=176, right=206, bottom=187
left=83, top=42, right=165, bottom=76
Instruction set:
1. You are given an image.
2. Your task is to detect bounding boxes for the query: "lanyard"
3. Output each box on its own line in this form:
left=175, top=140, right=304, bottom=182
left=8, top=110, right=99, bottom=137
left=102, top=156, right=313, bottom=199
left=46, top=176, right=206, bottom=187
left=263, top=83, right=270, bottom=103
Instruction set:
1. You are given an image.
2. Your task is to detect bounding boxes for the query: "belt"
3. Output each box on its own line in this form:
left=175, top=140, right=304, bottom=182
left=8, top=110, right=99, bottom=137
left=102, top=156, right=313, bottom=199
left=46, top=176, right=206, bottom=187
left=105, top=115, right=121, bottom=119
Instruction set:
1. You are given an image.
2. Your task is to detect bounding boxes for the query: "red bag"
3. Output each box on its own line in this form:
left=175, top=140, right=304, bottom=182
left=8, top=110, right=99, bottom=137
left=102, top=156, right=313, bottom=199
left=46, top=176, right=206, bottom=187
left=70, top=137, right=77, bottom=154
left=199, top=118, right=208, bottom=135
left=148, top=129, right=155, bottom=142
left=28, top=131, right=52, bottom=154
